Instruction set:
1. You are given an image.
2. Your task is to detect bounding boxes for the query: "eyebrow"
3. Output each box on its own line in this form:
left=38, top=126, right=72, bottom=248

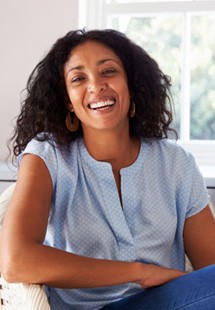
left=66, top=58, right=119, bottom=76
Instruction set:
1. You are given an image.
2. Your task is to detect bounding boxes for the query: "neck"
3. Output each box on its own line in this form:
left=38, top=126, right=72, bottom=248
left=83, top=128, right=140, bottom=173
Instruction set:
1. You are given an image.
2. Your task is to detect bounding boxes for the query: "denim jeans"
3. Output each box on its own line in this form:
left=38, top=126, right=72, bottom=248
left=102, top=264, right=215, bottom=310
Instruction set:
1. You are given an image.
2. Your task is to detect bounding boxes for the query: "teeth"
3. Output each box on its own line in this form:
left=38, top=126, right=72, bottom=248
left=89, top=100, right=114, bottom=109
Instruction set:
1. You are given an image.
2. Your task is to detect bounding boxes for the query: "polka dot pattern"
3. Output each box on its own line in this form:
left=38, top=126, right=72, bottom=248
left=20, top=137, right=209, bottom=309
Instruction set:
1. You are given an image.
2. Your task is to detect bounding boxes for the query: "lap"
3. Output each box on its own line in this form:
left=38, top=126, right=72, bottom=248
left=102, top=265, right=215, bottom=310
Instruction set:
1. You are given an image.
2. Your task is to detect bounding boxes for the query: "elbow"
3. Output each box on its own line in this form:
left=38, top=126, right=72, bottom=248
left=1, top=243, right=31, bottom=283
left=1, top=242, right=43, bottom=284
left=1, top=268, right=17, bottom=284
left=1, top=253, right=23, bottom=283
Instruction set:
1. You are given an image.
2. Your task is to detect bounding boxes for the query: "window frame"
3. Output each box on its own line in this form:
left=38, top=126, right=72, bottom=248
left=79, top=0, right=215, bottom=167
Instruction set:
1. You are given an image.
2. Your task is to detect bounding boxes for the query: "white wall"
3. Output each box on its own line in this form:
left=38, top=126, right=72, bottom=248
left=0, top=0, right=79, bottom=164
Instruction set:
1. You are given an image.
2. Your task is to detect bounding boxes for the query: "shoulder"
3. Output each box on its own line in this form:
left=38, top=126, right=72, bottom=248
left=141, top=138, right=197, bottom=175
left=19, top=135, right=81, bottom=179
left=22, top=134, right=80, bottom=158
left=142, top=138, right=193, bottom=160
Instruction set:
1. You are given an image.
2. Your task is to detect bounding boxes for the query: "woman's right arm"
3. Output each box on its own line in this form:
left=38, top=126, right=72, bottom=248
left=0, top=154, right=184, bottom=289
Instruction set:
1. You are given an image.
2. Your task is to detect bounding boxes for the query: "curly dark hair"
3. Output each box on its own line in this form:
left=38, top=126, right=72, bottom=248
left=10, top=28, right=177, bottom=157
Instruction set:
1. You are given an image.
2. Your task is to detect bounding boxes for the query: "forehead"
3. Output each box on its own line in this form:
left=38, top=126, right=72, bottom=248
left=65, top=40, right=123, bottom=67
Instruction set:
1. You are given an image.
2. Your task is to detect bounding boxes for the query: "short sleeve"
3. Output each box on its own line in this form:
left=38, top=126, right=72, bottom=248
left=186, top=153, right=209, bottom=218
left=18, top=138, right=57, bottom=189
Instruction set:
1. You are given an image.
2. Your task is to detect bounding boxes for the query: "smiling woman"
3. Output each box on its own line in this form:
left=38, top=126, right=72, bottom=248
left=64, top=40, right=130, bottom=136
left=1, top=29, right=215, bottom=310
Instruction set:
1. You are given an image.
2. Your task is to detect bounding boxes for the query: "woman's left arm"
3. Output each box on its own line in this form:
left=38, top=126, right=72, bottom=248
left=183, top=204, right=215, bottom=270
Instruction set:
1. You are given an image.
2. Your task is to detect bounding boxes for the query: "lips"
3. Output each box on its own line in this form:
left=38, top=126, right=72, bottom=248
left=88, top=99, right=115, bottom=110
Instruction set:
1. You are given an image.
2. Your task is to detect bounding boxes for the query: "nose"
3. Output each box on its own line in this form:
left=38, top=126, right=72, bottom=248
left=88, top=77, right=107, bottom=94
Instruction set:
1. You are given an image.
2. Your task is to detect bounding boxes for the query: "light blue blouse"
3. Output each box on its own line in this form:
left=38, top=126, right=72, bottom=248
left=21, top=137, right=208, bottom=310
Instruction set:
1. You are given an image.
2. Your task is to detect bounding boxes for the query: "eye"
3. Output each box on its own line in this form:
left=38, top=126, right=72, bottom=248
left=102, top=68, right=117, bottom=75
left=72, top=76, right=85, bottom=84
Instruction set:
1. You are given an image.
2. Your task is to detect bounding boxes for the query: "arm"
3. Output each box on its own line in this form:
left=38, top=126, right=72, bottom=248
left=183, top=205, right=215, bottom=270
left=1, top=154, right=184, bottom=289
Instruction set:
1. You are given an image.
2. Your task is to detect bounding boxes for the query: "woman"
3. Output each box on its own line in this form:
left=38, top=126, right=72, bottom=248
left=1, top=29, right=215, bottom=309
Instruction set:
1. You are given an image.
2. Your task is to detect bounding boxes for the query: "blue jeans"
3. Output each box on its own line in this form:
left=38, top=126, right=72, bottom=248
left=102, top=265, right=215, bottom=309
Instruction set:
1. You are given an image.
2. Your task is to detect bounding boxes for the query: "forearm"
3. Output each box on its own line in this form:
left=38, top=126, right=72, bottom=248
left=2, top=241, right=186, bottom=289
left=2, top=242, right=140, bottom=288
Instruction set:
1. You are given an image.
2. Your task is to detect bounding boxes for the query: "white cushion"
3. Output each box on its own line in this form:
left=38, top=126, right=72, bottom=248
left=0, top=183, right=16, bottom=229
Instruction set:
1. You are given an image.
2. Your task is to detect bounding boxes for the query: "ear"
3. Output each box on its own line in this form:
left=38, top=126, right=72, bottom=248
left=67, top=102, right=74, bottom=112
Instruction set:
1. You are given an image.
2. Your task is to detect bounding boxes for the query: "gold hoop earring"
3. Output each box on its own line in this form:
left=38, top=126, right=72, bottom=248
left=65, top=112, right=79, bottom=132
left=129, top=100, right=136, bottom=118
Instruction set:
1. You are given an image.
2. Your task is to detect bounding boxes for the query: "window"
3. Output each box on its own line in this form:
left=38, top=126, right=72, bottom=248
left=79, top=0, right=215, bottom=166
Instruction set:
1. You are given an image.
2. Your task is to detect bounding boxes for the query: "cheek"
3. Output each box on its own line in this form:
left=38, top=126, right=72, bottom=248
left=67, top=89, right=79, bottom=106
left=123, top=92, right=131, bottom=114
left=119, top=78, right=130, bottom=97
left=67, top=90, right=86, bottom=114
left=66, top=89, right=78, bottom=112
left=120, top=84, right=130, bottom=105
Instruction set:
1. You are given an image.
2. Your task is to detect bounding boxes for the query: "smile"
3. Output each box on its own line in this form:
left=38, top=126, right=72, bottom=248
left=88, top=99, right=115, bottom=110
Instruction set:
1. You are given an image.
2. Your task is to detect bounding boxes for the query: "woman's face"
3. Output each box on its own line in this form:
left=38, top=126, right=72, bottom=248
left=64, top=40, right=130, bottom=134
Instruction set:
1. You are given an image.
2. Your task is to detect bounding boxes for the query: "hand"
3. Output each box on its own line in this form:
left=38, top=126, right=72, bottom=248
left=135, top=263, right=186, bottom=289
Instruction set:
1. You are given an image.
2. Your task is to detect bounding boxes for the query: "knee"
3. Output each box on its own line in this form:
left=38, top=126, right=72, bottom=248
left=193, top=264, right=215, bottom=283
